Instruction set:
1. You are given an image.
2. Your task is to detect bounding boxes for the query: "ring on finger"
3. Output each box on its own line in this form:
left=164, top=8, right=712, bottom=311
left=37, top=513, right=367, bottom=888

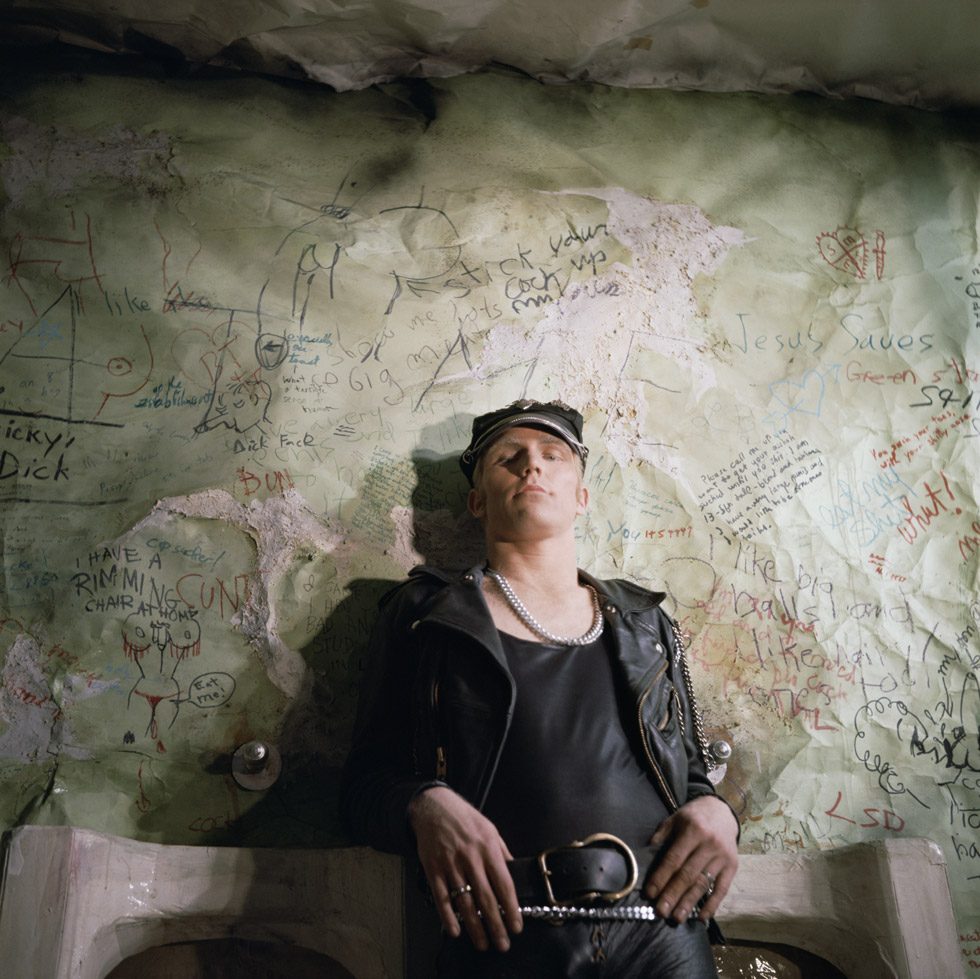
left=700, top=869, right=716, bottom=896
left=449, top=883, right=473, bottom=901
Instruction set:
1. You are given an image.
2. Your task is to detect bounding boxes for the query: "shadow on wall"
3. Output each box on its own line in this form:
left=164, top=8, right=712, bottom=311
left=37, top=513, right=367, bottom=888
left=171, top=423, right=482, bottom=851
left=102, top=440, right=481, bottom=975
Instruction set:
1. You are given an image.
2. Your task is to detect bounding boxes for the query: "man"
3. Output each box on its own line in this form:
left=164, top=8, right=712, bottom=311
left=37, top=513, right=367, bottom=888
left=341, top=399, right=739, bottom=977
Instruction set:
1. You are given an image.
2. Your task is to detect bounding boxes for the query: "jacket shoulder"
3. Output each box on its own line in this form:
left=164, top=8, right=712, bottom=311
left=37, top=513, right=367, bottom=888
left=376, top=564, right=458, bottom=614
left=590, top=574, right=667, bottom=611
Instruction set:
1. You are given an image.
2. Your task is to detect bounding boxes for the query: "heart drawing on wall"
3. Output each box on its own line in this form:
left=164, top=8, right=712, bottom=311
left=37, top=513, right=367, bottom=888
left=769, top=370, right=826, bottom=417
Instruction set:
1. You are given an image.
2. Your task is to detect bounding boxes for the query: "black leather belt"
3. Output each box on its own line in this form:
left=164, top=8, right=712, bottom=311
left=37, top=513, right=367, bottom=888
left=503, top=832, right=726, bottom=943
left=507, top=833, right=659, bottom=906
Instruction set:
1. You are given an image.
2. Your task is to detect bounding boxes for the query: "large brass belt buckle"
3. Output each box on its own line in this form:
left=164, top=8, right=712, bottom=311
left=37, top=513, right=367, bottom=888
left=537, top=832, right=639, bottom=906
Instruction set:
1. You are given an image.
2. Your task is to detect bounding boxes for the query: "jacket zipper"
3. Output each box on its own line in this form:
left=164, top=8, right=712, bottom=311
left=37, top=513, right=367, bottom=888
left=668, top=688, right=682, bottom=734
left=422, top=602, right=514, bottom=800
left=432, top=679, right=447, bottom=778
left=637, top=667, right=679, bottom=811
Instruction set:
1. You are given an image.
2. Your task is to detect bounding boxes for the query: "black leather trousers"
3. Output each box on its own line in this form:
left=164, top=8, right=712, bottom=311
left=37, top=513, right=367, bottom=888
left=436, top=901, right=717, bottom=978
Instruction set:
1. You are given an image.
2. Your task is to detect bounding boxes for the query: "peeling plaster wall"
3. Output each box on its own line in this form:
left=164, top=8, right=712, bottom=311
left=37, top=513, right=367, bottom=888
left=0, top=62, right=979, bottom=955
left=5, top=1, right=980, bottom=108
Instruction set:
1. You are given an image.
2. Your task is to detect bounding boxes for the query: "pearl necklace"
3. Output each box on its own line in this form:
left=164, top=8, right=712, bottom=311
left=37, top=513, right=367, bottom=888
left=486, top=568, right=604, bottom=646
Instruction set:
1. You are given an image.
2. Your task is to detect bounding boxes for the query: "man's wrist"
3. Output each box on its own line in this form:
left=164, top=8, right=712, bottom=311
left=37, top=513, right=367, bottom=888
left=687, top=792, right=742, bottom=843
left=697, top=791, right=742, bottom=841
left=407, top=780, right=450, bottom=824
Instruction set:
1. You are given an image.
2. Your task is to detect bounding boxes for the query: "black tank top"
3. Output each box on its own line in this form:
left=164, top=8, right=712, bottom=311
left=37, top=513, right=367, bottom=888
left=482, top=629, right=670, bottom=858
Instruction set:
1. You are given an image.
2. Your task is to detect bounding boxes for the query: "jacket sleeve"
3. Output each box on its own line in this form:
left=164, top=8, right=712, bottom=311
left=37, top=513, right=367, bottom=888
left=662, top=611, right=716, bottom=804
left=664, top=612, right=741, bottom=837
left=339, top=579, right=444, bottom=855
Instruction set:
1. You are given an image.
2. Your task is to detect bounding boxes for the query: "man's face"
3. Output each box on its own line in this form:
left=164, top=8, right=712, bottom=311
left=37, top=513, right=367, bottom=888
left=467, top=426, right=588, bottom=541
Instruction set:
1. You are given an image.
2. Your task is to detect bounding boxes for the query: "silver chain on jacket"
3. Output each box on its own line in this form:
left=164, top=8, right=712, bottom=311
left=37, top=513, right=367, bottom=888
left=668, top=618, right=716, bottom=772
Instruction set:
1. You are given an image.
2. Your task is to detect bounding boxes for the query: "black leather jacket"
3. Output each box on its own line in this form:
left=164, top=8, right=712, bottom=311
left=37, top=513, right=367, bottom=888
left=340, top=563, right=719, bottom=855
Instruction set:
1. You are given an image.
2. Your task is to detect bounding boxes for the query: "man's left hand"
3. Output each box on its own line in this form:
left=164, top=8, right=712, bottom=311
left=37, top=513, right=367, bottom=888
left=644, top=794, right=739, bottom=924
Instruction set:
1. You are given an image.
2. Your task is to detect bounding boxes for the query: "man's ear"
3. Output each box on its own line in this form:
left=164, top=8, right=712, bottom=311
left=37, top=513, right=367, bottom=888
left=468, top=487, right=486, bottom=519
left=577, top=484, right=589, bottom=515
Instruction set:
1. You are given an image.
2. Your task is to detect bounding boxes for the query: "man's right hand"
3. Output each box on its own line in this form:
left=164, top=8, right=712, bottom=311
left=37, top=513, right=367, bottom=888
left=408, top=785, right=523, bottom=953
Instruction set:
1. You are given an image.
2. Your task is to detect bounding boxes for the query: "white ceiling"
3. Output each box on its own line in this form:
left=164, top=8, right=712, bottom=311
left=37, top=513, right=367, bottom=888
left=2, top=0, right=979, bottom=109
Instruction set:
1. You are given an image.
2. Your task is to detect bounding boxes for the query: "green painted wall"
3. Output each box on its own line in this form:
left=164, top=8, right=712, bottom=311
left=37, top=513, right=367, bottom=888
left=1, top=62, right=978, bottom=955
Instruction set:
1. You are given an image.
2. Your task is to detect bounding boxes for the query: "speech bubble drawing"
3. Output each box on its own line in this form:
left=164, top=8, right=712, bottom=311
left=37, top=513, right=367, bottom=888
left=186, top=672, right=235, bottom=708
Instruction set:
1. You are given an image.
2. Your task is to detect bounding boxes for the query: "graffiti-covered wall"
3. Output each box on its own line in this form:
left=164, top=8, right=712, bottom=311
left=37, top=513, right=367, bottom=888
left=1, top=65, right=978, bottom=959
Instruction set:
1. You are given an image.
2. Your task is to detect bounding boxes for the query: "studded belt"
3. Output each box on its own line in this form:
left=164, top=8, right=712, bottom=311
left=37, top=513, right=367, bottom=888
left=507, top=833, right=658, bottom=907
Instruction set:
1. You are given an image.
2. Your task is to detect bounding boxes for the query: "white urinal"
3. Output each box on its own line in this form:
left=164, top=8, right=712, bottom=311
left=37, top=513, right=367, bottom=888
left=0, top=825, right=404, bottom=979
left=716, top=837, right=964, bottom=979
left=0, top=827, right=963, bottom=978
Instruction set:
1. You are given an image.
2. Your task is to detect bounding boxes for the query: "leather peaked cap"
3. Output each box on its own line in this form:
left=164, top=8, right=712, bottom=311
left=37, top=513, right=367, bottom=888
left=459, top=399, right=589, bottom=485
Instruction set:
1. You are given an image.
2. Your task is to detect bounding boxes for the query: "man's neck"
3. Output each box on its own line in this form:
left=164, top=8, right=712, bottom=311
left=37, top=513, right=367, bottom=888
left=481, top=535, right=597, bottom=642
left=484, top=537, right=580, bottom=596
